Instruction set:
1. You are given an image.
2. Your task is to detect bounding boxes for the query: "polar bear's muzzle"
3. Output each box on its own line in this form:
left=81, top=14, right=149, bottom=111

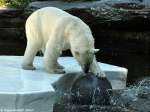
left=81, top=53, right=94, bottom=73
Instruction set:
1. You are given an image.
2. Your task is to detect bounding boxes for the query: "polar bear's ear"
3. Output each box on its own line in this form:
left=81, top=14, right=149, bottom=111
left=93, top=49, right=99, bottom=53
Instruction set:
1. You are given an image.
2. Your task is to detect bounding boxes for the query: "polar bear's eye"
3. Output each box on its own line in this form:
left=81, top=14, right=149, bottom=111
left=75, top=51, right=80, bottom=56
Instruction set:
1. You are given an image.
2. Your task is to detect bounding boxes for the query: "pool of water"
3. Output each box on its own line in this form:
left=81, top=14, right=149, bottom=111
left=99, top=53, right=150, bottom=84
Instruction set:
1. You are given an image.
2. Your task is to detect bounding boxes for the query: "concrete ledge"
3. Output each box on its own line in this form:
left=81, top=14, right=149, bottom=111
left=0, top=56, right=127, bottom=112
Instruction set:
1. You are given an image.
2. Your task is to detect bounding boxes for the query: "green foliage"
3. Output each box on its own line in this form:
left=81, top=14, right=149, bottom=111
left=0, top=0, right=31, bottom=8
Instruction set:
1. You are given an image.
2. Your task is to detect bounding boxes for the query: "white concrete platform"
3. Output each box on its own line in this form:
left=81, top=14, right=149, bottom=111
left=0, top=56, right=127, bottom=112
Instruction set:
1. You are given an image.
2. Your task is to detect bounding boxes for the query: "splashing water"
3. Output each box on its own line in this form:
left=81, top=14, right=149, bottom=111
left=54, top=77, right=150, bottom=112
left=135, top=78, right=149, bottom=96
left=110, top=77, right=150, bottom=112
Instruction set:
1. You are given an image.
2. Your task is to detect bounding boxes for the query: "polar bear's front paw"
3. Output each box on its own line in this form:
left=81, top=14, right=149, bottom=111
left=56, top=64, right=64, bottom=69
left=54, top=69, right=66, bottom=74
left=45, top=68, right=65, bottom=74
left=22, top=64, right=36, bottom=70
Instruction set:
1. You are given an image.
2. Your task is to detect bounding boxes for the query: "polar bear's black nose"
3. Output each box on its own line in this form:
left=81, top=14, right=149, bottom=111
left=83, top=64, right=90, bottom=73
left=84, top=68, right=89, bottom=73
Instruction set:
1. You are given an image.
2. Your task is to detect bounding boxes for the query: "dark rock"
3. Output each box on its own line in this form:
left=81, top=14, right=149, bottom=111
left=0, top=8, right=26, bottom=55
left=53, top=104, right=128, bottom=112
left=27, top=0, right=150, bottom=28
left=27, top=1, right=101, bottom=11
left=0, top=8, right=24, bottom=18
left=53, top=72, right=121, bottom=112
left=53, top=72, right=89, bottom=105
left=0, top=28, right=25, bottom=39
left=0, top=8, right=26, bottom=31
left=53, top=72, right=84, bottom=93
left=71, top=72, right=112, bottom=105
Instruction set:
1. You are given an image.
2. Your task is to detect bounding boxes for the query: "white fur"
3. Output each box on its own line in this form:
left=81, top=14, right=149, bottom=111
left=22, top=7, right=105, bottom=77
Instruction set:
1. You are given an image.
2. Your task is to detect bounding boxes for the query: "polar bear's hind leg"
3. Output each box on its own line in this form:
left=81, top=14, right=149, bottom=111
left=22, top=42, right=39, bottom=70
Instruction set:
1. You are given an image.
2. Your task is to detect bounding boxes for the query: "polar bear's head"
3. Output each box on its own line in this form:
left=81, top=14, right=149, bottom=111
left=71, top=47, right=99, bottom=73
left=69, top=22, right=99, bottom=73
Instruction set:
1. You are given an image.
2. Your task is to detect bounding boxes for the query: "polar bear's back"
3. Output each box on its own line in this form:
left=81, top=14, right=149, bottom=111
left=26, top=7, right=71, bottom=30
left=25, top=7, right=73, bottom=45
left=26, top=7, right=71, bottom=29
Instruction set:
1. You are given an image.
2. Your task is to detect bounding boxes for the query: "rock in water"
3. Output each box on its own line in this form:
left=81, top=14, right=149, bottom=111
left=71, top=72, right=112, bottom=105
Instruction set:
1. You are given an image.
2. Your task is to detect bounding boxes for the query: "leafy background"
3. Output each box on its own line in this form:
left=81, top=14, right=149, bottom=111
left=0, top=0, right=31, bottom=8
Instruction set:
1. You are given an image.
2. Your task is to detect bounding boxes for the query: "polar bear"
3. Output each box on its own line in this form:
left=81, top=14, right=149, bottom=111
left=22, top=7, right=105, bottom=77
